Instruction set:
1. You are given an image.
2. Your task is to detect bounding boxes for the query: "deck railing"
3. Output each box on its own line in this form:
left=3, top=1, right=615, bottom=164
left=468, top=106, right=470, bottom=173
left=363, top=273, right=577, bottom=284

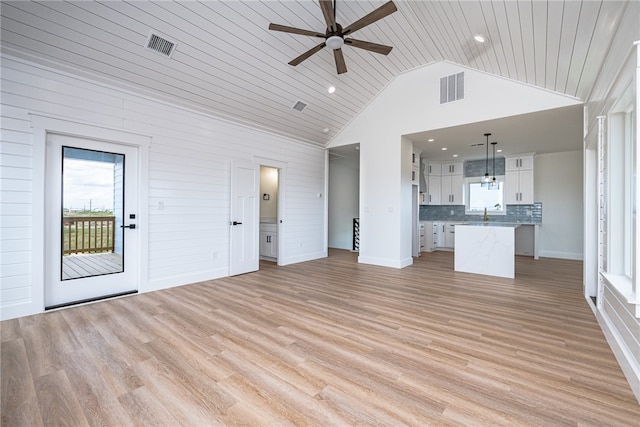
left=63, top=216, right=115, bottom=255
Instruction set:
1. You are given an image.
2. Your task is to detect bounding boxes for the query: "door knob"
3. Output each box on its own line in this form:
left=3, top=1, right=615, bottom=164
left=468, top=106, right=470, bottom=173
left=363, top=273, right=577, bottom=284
left=121, top=224, right=136, bottom=229
left=231, top=221, right=243, bottom=226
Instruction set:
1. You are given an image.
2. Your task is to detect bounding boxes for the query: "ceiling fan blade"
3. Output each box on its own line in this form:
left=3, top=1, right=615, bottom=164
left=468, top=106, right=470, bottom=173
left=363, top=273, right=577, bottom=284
left=344, top=38, right=393, bottom=55
left=333, top=48, right=347, bottom=74
left=269, top=23, right=325, bottom=38
left=319, top=0, right=337, bottom=33
left=342, top=1, right=397, bottom=36
left=289, top=42, right=327, bottom=66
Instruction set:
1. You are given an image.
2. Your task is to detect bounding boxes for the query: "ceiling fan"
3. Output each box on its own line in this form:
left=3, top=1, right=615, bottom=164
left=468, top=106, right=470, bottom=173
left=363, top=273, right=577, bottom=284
left=268, top=0, right=397, bottom=74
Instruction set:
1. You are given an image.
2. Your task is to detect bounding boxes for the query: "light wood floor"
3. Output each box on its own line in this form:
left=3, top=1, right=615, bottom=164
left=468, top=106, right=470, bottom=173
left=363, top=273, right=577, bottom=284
left=2, top=250, right=639, bottom=426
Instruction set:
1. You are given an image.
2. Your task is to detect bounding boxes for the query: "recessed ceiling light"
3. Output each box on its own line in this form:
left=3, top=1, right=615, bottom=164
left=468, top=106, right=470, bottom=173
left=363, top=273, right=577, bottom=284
left=323, top=127, right=330, bottom=133
left=497, top=149, right=502, bottom=153
left=453, top=154, right=458, bottom=158
left=428, top=138, right=435, bottom=142
left=441, top=147, right=447, bottom=151
left=474, top=34, right=486, bottom=43
left=328, top=86, right=336, bottom=94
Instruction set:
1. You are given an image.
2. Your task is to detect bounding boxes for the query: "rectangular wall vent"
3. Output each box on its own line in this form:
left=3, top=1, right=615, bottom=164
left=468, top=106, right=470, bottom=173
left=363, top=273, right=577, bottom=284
left=292, top=100, right=308, bottom=112
left=145, top=32, right=176, bottom=57
left=440, top=72, right=464, bottom=104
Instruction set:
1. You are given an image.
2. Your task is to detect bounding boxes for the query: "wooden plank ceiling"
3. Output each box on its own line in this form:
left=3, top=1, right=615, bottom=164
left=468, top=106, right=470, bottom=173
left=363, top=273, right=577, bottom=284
left=0, top=1, right=632, bottom=147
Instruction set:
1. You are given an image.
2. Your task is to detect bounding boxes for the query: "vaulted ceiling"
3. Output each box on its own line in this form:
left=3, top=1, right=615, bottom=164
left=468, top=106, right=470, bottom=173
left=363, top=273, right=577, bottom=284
left=0, top=1, right=633, bottom=148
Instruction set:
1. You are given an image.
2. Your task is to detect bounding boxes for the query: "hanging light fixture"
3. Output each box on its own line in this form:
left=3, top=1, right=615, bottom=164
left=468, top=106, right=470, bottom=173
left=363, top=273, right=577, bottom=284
left=490, top=141, right=500, bottom=190
left=482, top=133, right=491, bottom=187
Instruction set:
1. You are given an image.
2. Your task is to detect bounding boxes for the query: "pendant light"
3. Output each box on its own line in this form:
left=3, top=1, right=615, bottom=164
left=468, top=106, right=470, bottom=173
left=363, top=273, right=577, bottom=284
left=490, top=141, right=499, bottom=190
left=482, top=133, right=491, bottom=187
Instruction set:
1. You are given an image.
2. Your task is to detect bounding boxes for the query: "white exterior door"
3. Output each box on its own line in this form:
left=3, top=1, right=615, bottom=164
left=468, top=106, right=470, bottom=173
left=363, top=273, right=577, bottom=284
left=45, top=134, right=139, bottom=308
left=229, top=160, right=259, bottom=275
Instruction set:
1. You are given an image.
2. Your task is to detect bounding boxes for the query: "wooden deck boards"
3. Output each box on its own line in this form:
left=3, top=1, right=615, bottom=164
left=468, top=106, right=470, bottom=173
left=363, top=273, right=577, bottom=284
left=2, top=249, right=639, bottom=425
left=62, top=252, right=123, bottom=280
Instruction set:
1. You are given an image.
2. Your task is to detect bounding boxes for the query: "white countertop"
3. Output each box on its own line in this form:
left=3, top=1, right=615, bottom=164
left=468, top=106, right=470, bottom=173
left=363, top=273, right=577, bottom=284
left=458, top=222, right=522, bottom=227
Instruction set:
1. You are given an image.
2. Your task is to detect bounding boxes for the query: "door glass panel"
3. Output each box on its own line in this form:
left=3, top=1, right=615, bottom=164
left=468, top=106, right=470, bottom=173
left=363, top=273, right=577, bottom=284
left=61, top=147, right=124, bottom=280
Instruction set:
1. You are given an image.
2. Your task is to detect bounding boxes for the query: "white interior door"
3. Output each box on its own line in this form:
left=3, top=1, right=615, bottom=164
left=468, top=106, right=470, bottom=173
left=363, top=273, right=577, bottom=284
left=45, top=133, right=139, bottom=308
left=229, top=160, right=259, bottom=275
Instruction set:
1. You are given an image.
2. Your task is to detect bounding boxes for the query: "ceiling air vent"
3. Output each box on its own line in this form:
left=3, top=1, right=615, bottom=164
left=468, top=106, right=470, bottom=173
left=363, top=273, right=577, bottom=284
left=440, top=72, right=464, bottom=104
left=145, top=32, right=176, bottom=58
left=292, top=100, right=308, bottom=112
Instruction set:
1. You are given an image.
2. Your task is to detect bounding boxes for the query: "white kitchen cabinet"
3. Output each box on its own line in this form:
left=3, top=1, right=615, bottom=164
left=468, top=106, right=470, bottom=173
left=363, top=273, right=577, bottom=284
left=441, top=174, right=464, bottom=205
left=427, top=163, right=442, bottom=176
left=505, top=154, right=534, bottom=205
left=419, top=222, right=426, bottom=252
left=445, top=223, right=457, bottom=248
left=435, top=222, right=446, bottom=248
left=427, top=175, right=441, bottom=205
left=412, top=150, right=421, bottom=185
left=441, top=162, right=463, bottom=176
left=260, top=223, right=278, bottom=260
left=505, top=155, right=534, bottom=171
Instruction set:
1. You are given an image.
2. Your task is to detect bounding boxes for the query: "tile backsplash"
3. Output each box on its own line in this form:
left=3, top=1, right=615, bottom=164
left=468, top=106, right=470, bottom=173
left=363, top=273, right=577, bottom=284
left=464, top=158, right=505, bottom=177
left=420, top=202, right=542, bottom=224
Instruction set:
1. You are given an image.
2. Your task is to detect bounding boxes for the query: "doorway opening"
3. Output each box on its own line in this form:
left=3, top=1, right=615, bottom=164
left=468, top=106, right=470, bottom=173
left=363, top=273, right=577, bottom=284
left=259, top=166, right=279, bottom=263
left=328, top=144, right=360, bottom=254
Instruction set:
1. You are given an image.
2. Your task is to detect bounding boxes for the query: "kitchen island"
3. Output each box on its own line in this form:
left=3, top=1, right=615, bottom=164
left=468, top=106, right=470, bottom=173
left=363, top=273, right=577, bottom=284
left=454, top=223, right=520, bottom=279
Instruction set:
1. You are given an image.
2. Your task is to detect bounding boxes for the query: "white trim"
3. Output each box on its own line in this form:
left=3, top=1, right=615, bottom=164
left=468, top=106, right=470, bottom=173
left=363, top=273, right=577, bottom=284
left=148, top=268, right=228, bottom=291
left=30, top=113, right=151, bottom=147
left=358, top=255, right=413, bottom=269
left=282, top=250, right=328, bottom=266
left=597, top=308, right=640, bottom=403
left=538, top=250, right=583, bottom=261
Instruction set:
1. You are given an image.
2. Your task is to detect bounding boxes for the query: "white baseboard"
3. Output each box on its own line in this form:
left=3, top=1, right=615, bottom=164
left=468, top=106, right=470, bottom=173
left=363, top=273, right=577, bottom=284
left=597, top=309, right=640, bottom=404
left=145, top=267, right=228, bottom=292
left=538, top=250, right=583, bottom=260
left=0, top=299, right=41, bottom=321
left=358, top=255, right=413, bottom=269
left=280, top=250, right=327, bottom=266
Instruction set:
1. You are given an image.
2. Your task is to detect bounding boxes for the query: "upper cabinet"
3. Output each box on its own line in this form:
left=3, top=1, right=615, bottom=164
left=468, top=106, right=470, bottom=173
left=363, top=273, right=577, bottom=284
left=441, top=162, right=463, bottom=176
left=412, top=150, right=421, bottom=185
left=505, top=155, right=534, bottom=172
left=505, top=154, right=534, bottom=205
left=427, top=163, right=442, bottom=176
left=424, top=162, right=464, bottom=205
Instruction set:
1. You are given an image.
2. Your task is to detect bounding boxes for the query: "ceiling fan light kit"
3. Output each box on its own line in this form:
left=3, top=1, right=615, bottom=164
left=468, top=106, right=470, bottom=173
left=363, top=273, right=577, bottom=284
left=326, top=35, right=344, bottom=50
left=269, top=0, right=397, bottom=74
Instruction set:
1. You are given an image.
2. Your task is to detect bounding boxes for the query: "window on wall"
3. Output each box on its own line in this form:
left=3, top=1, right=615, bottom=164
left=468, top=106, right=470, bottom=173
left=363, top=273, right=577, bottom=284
left=465, top=178, right=506, bottom=214
left=608, top=110, right=633, bottom=280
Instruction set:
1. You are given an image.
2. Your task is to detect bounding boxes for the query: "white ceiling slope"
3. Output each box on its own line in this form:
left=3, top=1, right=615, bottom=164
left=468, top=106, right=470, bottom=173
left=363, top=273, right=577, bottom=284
left=0, top=1, right=633, bottom=148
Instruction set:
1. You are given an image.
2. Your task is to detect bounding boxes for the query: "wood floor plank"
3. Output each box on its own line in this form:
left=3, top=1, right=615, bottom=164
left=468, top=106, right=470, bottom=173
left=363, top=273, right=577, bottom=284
left=1, top=249, right=639, bottom=425
left=1, top=339, right=44, bottom=426
left=34, top=370, right=90, bottom=426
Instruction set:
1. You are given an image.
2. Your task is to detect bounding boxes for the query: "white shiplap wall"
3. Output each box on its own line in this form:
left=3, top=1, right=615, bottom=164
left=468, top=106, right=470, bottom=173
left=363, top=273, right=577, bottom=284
left=581, top=0, right=640, bottom=402
left=0, top=55, right=326, bottom=320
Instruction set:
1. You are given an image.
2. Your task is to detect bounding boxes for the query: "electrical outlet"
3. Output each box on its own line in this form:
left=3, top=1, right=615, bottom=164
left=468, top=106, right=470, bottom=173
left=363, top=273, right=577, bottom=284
left=526, top=209, right=532, bottom=216
left=450, top=210, right=454, bottom=215
left=212, top=251, right=217, bottom=259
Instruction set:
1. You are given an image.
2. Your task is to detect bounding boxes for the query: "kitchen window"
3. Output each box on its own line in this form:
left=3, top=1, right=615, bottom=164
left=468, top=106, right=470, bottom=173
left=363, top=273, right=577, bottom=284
left=608, top=110, right=633, bottom=280
left=465, top=177, right=506, bottom=215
